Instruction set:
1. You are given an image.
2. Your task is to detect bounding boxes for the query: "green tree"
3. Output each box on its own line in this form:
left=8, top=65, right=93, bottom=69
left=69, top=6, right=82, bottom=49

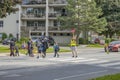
left=95, top=0, right=120, bottom=38
left=59, top=0, right=107, bottom=42
left=8, top=33, right=13, bottom=38
left=2, top=33, right=7, bottom=40
left=0, top=0, right=21, bottom=18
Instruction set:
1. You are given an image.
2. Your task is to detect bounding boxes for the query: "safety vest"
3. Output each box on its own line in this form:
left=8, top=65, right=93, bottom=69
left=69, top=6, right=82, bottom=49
left=70, top=40, right=76, bottom=46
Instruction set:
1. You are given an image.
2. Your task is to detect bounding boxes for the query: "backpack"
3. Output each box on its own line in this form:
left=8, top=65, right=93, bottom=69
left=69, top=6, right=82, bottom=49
left=55, top=45, right=60, bottom=51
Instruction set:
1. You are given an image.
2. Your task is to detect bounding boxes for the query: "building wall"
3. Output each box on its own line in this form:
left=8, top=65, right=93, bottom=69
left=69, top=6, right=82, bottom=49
left=0, top=12, right=19, bottom=37
left=0, top=5, right=20, bottom=38
left=53, top=36, right=72, bottom=45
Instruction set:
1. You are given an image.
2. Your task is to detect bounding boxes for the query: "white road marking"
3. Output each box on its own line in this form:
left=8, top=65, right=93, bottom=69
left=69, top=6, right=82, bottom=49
left=100, top=62, right=120, bottom=67
left=5, top=74, right=21, bottom=77
left=54, top=70, right=108, bottom=80
left=85, top=60, right=109, bottom=65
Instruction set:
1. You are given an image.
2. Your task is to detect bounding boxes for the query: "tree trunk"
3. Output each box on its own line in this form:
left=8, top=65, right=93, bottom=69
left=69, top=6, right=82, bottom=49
left=76, top=31, right=80, bottom=45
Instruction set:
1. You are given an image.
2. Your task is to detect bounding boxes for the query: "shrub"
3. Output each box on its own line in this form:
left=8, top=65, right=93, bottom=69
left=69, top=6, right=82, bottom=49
left=79, top=38, right=89, bottom=44
left=105, top=38, right=111, bottom=44
left=79, top=38, right=84, bottom=44
left=2, top=33, right=7, bottom=40
left=8, top=33, right=13, bottom=38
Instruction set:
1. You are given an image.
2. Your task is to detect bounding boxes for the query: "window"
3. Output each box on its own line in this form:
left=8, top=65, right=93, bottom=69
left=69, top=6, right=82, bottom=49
left=0, top=21, right=3, bottom=27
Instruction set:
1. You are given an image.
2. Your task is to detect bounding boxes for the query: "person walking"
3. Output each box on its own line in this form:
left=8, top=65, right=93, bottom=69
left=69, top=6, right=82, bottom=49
left=53, top=42, right=60, bottom=57
left=36, top=39, right=42, bottom=59
left=27, top=39, right=34, bottom=57
left=70, top=39, right=78, bottom=58
left=10, top=39, right=15, bottom=56
left=41, top=38, right=49, bottom=58
left=15, top=45, right=19, bottom=56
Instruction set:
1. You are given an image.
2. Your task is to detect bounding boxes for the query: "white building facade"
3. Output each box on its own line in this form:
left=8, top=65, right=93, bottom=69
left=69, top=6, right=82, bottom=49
left=0, top=5, right=21, bottom=40
left=21, top=0, right=72, bottom=44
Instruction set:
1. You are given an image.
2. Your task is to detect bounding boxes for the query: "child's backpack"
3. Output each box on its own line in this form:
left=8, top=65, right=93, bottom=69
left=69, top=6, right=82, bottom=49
left=55, top=45, right=60, bottom=51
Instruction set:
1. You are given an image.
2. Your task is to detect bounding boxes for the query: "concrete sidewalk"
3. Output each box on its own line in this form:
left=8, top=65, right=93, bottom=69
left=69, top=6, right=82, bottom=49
left=0, top=53, right=9, bottom=56
left=0, top=45, right=93, bottom=57
left=0, top=53, right=26, bottom=56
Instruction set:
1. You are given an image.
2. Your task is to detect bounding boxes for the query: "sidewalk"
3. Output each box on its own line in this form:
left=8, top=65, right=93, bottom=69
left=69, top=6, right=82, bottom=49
left=0, top=53, right=25, bottom=56
left=0, top=53, right=9, bottom=56
left=0, top=45, right=94, bottom=57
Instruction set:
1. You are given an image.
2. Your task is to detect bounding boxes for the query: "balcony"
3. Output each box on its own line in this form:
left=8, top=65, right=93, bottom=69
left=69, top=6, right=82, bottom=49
left=21, top=13, right=46, bottom=20
left=49, top=0, right=67, bottom=7
left=48, top=12, right=61, bottom=19
left=22, top=0, right=46, bottom=8
left=22, top=0, right=46, bottom=5
left=21, top=26, right=46, bottom=31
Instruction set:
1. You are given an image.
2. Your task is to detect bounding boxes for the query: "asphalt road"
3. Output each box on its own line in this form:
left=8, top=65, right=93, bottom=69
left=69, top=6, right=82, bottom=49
left=1, top=48, right=120, bottom=80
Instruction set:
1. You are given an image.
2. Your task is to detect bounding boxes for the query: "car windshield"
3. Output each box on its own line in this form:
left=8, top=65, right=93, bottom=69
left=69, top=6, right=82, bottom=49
left=110, top=41, right=120, bottom=45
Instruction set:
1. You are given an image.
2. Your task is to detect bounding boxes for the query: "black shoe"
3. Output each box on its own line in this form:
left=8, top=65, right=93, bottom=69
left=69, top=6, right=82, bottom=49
left=72, top=56, right=74, bottom=57
left=37, top=56, right=39, bottom=59
left=75, top=56, right=78, bottom=58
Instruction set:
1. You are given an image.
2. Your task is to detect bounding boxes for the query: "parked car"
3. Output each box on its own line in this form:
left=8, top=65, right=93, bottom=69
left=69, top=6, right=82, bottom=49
left=104, top=41, right=120, bottom=52
left=46, top=36, right=55, bottom=46
left=2, top=38, right=11, bottom=45
left=31, top=37, right=38, bottom=43
left=32, top=36, right=55, bottom=46
left=94, top=38, right=100, bottom=44
left=2, top=38, right=17, bottom=45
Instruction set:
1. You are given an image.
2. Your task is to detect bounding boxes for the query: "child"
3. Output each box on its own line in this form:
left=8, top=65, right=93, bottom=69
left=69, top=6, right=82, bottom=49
left=53, top=42, right=60, bottom=57
left=15, top=45, right=19, bottom=56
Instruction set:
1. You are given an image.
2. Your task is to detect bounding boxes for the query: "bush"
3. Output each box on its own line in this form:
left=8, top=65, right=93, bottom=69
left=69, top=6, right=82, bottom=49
left=16, top=37, right=29, bottom=49
left=2, top=33, right=7, bottom=40
left=8, top=33, right=13, bottom=38
left=79, top=38, right=84, bottom=44
left=17, top=37, right=29, bottom=44
left=105, top=38, right=111, bottom=44
left=79, top=38, right=89, bottom=44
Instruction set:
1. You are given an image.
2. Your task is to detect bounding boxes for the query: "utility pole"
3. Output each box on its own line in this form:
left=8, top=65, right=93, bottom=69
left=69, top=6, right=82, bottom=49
left=46, top=0, right=49, bottom=36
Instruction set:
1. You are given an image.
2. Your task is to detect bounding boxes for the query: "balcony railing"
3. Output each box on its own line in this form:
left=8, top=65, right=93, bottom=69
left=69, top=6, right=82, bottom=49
left=49, top=0, right=67, bottom=4
left=21, top=13, right=45, bottom=18
left=48, top=12, right=61, bottom=17
left=22, top=0, right=46, bottom=5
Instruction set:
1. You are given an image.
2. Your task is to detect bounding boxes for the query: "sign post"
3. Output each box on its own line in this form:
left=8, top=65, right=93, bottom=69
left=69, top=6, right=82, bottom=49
left=71, top=28, right=76, bottom=39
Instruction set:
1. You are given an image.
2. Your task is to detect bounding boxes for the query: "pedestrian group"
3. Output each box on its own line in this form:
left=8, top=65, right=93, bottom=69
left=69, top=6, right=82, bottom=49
left=9, top=36, right=78, bottom=58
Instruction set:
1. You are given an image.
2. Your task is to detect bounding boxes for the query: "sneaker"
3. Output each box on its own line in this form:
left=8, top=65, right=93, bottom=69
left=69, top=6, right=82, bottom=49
left=37, top=56, right=39, bottom=59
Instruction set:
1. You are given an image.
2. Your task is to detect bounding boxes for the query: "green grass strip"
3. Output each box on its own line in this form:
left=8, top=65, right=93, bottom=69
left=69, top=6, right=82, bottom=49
left=90, top=73, right=120, bottom=80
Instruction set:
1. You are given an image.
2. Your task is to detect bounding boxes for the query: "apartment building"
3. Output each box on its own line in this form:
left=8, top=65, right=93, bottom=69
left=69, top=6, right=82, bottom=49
left=21, top=0, right=72, bottom=44
left=0, top=5, right=21, bottom=40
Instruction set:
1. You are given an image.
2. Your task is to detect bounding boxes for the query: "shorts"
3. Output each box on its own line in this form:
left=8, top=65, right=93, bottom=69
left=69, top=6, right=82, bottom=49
left=70, top=46, right=76, bottom=51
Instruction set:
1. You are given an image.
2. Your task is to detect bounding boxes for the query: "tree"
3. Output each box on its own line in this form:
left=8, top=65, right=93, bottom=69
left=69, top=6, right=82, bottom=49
left=8, top=33, right=14, bottom=38
left=2, top=33, right=7, bottom=40
left=95, top=0, right=120, bottom=38
left=58, top=0, right=107, bottom=42
left=0, top=0, right=21, bottom=18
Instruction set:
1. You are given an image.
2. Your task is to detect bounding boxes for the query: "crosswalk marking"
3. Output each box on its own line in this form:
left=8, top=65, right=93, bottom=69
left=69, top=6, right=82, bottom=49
left=5, top=74, right=21, bottom=77
left=71, top=58, right=98, bottom=63
left=85, top=60, right=109, bottom=65
left=100, top=62, right=120, bottom=67
left=45, top=57, right=120, bottom=69
left=46, top=57, right=100, bottom=63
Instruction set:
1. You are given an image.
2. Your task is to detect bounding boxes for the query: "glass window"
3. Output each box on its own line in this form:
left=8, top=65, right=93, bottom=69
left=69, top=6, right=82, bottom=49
left=0, top=21, right=3, bottom=27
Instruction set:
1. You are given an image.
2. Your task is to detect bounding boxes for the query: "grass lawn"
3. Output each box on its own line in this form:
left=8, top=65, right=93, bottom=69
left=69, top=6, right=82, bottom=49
left=0, top=46, right=71, bottom=54
left=0, top=46, right=10, bottom=53
left=90, top=73, right=120, bottom=80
